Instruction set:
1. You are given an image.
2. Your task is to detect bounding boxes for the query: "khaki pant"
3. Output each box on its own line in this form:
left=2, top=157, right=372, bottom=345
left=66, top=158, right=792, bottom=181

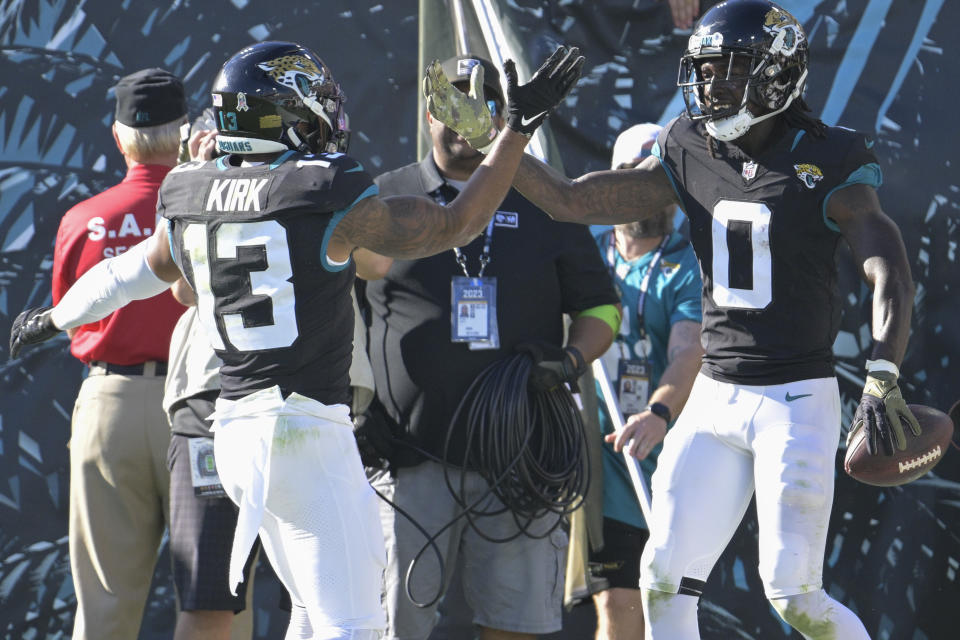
left=69, top=370, right=171, bottom=640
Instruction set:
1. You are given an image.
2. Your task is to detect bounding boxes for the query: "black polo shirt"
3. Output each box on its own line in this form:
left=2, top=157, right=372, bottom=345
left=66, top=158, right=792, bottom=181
left=365, top=153, right=618, bottom=467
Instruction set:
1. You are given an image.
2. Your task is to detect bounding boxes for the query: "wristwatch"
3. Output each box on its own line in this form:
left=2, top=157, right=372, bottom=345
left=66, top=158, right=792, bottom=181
left=645, top=401, right=672, bottom=424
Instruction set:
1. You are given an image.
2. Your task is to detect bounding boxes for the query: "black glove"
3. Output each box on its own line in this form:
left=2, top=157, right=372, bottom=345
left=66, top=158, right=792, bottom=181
left=9, top=306, right=60, bottom=359
left=851, top=370, right=922, bottom=456
left=504, top=45, right=585, bottom=137
left=352, top=401, right=397, bottom=469
left=516, top=340, right=588, bottom=393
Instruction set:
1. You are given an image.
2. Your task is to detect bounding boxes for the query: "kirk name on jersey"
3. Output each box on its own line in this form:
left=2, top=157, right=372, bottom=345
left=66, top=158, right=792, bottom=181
left=205, top=178, right=270, bottom=212
left=157, top=151, right=377, bottom=405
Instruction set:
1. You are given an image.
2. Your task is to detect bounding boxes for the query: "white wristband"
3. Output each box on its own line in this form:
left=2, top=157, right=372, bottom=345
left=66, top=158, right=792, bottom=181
left=865, top=358, right=900, bottom=378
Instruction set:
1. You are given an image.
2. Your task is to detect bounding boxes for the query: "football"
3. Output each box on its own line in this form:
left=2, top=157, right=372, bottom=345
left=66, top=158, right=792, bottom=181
left=844, top=404, right=954, bottom=487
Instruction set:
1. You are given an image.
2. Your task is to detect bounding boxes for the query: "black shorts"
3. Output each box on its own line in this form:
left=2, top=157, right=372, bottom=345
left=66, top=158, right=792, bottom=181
left=588, top=517, right=650, bottom=590
left=168, top=430, right=259, bottom=611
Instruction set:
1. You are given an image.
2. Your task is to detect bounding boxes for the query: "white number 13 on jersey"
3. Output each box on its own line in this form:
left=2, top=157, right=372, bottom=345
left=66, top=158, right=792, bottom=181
left=711, top=200, right=772, bottom=309
left=183, top=220, right=298, bottom=351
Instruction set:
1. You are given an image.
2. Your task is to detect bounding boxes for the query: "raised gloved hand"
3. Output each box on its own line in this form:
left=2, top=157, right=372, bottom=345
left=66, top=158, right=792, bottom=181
left=851, top=369, right=921, bottom=456
left=422, top=46, right=585, bottom=148
left=503, top=45, right=584, bottom=137
left=423, top=59, right=499, bottom=150
left=516, top=340, right=587, bottom=393
left=9, top=306, right=60, bottom=359
left=352, top=401, right=397, bottom=469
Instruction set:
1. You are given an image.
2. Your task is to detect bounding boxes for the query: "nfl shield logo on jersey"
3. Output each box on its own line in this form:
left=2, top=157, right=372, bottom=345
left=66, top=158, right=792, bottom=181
left=742, top=161, right=757, bottom=181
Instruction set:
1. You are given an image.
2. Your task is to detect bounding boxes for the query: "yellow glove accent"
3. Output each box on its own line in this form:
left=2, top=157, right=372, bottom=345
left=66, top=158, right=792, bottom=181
left=861, top=371, right=922, bottom=451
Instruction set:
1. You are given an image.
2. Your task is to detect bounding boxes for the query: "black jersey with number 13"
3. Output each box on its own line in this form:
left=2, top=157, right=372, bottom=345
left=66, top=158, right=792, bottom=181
left=159, top=151, right=376, bottom=404
left=655, top=117, right=880, bottom=385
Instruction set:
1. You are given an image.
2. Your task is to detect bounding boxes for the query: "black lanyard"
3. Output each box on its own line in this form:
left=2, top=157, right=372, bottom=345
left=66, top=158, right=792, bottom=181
left=606, top=232, right=669, bottom=341
left=430, top=183, right=496, bottom=278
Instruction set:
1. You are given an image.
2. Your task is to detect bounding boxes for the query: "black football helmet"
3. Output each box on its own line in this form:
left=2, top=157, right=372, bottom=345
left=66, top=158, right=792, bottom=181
left=212, top=41, right=349, bottom=154
left=677, top=0, right=808, bottom=141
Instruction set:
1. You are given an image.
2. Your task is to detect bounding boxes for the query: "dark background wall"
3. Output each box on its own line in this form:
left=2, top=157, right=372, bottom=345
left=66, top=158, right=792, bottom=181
left=0, top=1, right=956, bottom=638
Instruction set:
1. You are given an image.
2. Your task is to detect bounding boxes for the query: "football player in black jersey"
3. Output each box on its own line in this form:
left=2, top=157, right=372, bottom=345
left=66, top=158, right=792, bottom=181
left=423, top=0, right=918, bottom=638
left=9, top=41, right=584, bottom=640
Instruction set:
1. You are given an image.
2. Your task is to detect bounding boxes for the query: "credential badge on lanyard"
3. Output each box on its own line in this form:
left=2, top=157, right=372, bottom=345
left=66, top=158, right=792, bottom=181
left=607, top=232, right=668, bottom=416
left=435, top=184, right=500, bottom=349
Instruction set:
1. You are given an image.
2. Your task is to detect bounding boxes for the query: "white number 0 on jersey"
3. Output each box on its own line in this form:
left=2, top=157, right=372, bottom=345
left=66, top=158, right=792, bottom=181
left=711, top=200, right=772, bottom=309
left=182, top=220, right=298, bottom=351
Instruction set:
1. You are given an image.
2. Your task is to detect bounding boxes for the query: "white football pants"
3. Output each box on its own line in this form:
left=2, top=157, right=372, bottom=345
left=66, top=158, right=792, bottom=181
left=211, top=386, right=386, bottom=639
left=639, top=374, right=871, bottom=638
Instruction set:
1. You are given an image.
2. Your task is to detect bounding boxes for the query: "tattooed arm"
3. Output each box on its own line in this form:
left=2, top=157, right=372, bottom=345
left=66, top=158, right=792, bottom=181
left=512, top=153, right=680, bottom=225
left=329, top=128, right=529, bottom=260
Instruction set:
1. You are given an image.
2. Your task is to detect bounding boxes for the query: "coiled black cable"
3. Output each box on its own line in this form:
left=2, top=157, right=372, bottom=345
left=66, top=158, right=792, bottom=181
left=444, top=351, right=589, bottom=538
left=379, top=350, right=591, bottom=609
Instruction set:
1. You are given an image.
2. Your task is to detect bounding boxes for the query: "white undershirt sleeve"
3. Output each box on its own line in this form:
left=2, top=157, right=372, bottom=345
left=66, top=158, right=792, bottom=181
left=50, top=236, right=175, bottom=330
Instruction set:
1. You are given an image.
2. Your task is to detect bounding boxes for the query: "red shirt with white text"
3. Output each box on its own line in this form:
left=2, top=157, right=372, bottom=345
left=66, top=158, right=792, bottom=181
left=52, top=163, right=183, bottom=365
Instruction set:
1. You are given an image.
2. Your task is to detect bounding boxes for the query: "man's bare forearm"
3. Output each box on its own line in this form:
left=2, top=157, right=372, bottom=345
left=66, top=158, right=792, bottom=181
left=566, top=314, right=616, bottom=363
left=649, top=320, right=703, bottom=417
left=446, top=129, right=528, bottom=243
left=830, top=185, right=915, bottom=366
left=512, top=154, right=679, bottom=225
left=865, top=252, right=914, bottom=366
left=336, top=129, right=529, bottom=260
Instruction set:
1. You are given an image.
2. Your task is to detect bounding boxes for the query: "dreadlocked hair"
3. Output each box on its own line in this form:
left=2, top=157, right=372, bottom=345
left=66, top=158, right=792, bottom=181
left=703, top=125, right=719, bottom=159
left=702, top=96, right=827, bottom=157
left=783, top=96, right=826, bottom=139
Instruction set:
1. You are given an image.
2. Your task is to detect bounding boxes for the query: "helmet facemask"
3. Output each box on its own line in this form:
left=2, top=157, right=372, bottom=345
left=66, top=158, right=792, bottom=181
left=288, top=73, right=350, bottom=154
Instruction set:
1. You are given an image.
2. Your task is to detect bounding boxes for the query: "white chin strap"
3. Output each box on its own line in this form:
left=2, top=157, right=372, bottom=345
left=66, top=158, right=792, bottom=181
left=705, top=68, right=809, bottom=142
left=706, top=96, right=794, bottom=141
left=705, top=108, right=755, bottom=141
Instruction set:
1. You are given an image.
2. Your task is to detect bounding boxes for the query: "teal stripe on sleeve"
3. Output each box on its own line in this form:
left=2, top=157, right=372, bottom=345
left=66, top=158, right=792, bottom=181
left=319, top=184, right=380, bottom=271
left=269, top=150, right=296, bottom=170
left=822, top=163, right=883, bottom=232
left=791, top=129, right=806, bottom=151
left=166, top=219, right=179, bottom=267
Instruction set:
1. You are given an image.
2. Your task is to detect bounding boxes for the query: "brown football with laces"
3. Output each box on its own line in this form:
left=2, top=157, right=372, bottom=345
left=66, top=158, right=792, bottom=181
left=844, top=404, right=953, bottom=486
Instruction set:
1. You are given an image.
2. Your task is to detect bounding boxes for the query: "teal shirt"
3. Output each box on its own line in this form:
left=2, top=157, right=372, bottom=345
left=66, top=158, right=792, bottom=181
left=592, top=229, right=702, bottom=529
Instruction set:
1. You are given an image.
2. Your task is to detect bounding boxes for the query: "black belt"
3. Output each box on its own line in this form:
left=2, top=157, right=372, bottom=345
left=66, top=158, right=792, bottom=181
left=89, top=360, right=168, bottom=376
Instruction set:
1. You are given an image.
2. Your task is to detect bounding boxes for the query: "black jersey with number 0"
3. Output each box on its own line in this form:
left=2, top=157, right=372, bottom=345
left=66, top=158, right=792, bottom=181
left=655, top=117, right=880, bottom=384
left=158, top=151, right=377, bottom=404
